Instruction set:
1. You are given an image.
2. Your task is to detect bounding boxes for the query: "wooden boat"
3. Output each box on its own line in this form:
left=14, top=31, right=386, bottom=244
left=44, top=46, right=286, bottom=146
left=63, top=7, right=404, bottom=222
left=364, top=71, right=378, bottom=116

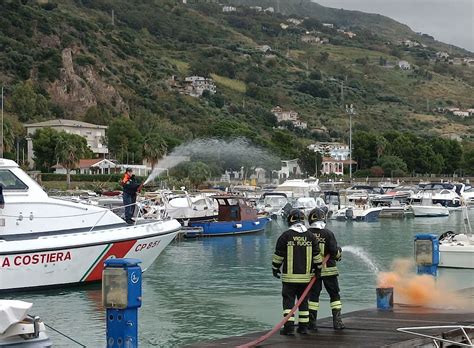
left=184, top=195, right=270, bottom=237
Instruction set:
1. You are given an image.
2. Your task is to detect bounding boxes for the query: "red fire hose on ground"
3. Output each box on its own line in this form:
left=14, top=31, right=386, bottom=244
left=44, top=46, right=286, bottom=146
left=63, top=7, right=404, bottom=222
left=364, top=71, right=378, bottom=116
left=236, top=255, right=330, bottom=348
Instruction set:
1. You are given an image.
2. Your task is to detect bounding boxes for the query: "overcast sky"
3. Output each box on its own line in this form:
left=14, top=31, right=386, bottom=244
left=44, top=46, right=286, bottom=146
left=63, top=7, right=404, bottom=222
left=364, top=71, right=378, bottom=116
left=314, top=0, right=474, bottom=52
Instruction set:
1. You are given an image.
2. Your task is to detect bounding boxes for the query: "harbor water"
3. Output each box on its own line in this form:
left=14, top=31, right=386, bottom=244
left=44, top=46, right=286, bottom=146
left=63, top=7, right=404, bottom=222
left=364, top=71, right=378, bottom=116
left=7, top=210, right=474, bottom=347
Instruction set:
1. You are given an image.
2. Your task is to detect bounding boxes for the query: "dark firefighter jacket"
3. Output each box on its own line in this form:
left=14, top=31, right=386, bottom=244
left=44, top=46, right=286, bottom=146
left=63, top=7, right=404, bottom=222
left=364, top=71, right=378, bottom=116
left=308, top=226, right=342, bottom=277
left=272, top=225, right=323, bottom=283
left=121, top=174, right=141, bottom=196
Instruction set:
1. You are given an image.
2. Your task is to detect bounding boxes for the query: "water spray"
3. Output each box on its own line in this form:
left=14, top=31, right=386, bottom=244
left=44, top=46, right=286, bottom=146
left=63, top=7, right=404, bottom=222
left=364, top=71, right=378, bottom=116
left=342, top=245, right=380, bottom=274
left=142, top=138, right=280, bottom=186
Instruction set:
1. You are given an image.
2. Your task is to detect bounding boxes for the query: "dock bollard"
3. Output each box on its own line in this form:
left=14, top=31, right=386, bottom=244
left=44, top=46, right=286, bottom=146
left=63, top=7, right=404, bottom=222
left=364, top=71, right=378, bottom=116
left=103, top=258, right=142, bottom=348
left=414, top=234, right=439, bottom=276
left=376, top=287, right=394, bottom=310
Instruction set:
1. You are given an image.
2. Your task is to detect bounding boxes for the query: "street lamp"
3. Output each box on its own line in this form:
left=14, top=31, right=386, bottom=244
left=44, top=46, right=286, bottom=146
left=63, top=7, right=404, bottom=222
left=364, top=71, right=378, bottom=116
left=345, top=104, right=356, bottom=182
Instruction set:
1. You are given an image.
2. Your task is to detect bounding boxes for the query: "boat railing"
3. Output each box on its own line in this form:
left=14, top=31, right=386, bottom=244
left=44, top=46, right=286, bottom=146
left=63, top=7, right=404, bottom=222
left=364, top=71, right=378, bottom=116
left=88, top=201, right=167, bottom=232
left=397, top=325, right=473, bottom=347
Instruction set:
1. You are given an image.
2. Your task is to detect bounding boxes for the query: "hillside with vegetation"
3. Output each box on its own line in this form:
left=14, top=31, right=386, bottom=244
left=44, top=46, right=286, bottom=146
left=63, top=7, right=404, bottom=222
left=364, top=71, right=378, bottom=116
left=0, top=0, right=473, bottom=177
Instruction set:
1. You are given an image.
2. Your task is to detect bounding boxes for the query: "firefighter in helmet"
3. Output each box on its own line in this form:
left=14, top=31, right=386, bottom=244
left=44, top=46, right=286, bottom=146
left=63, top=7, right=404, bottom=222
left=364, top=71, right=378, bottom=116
left=272, top=209, right=322, bottom=336
left=307, top=207, right=344, bottom=330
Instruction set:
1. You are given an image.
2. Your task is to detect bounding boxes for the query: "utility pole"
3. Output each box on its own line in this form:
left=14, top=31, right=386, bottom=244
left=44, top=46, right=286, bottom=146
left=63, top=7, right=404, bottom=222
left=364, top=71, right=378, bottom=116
left=340, top=81, right=344, bottom=107
left=111, top=9, right=115, bottom=26
left=345, top=104, right=356, bottom=182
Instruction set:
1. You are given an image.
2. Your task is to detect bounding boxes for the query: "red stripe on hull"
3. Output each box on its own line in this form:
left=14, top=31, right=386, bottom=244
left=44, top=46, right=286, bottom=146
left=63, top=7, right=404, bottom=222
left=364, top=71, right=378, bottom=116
left=85, top=240, right=137, bottom=282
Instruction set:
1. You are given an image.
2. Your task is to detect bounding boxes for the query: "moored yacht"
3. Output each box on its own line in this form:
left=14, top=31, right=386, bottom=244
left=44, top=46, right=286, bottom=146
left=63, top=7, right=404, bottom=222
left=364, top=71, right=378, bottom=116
left=438, top=206, right=474, bottom=269
left=0, top=159, right=181, bottom=292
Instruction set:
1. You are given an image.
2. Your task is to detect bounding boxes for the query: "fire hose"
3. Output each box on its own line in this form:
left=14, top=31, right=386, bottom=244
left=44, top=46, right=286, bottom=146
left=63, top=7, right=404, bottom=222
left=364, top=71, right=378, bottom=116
left=236, top=255, right=330, bottom=348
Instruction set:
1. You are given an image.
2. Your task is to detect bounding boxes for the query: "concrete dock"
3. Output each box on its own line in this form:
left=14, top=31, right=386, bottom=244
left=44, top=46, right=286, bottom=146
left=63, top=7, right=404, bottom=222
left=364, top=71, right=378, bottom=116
left=185, top=289, right=474, bottom=347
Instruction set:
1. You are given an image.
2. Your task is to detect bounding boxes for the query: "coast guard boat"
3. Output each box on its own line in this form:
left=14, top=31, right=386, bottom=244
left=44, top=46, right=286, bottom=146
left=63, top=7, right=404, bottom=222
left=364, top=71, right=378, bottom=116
left=0, top=159, right=181, bottom=292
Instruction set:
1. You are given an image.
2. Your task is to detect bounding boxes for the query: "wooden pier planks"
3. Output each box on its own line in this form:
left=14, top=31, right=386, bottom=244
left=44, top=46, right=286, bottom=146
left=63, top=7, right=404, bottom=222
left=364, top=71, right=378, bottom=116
left=185, top=304, right=474, bottom=347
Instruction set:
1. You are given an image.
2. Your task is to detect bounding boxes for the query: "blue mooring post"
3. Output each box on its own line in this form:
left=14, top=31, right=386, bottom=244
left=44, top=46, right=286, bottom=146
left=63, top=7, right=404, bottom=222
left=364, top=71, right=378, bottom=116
left=414, top=234, right=439, bottom=276
left=102, top=258, right=142, bottom=348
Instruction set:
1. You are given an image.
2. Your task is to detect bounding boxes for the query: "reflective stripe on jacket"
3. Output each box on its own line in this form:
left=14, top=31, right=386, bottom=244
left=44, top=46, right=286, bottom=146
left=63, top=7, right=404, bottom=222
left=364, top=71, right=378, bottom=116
left=272, top=226, right=322, bottom=283
left=308, top=226, right=341, bottom=277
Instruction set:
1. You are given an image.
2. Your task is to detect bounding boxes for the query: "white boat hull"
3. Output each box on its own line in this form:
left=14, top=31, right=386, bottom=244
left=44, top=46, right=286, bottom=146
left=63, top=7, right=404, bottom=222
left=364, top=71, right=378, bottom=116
left=411, top=205, right=449, bottom=217
left=439, top=244, right=474, bottom=268
left=439, top=233, right=474, bottom=269
left=0, top=220, right=181, bottom=292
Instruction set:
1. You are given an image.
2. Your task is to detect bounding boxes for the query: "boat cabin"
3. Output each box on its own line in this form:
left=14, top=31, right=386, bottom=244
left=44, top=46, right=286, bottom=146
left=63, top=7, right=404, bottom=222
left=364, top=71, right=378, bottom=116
left=212, top=195, right=258, bottom=222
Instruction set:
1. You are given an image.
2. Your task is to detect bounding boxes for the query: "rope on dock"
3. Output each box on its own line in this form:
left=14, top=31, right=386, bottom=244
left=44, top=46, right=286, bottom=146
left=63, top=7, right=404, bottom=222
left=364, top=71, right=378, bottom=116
left=236, top=276, right=317, bottom=348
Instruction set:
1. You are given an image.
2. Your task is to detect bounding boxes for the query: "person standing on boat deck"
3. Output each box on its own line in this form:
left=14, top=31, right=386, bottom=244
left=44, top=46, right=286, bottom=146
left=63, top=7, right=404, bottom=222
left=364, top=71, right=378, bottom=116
left=307, top=207, right=345, bottom=331
left=272, top=208, right=322, bottom=336
left=0, top=184, right=4, bottom=209
left=121, top=168, right=142, bottom=224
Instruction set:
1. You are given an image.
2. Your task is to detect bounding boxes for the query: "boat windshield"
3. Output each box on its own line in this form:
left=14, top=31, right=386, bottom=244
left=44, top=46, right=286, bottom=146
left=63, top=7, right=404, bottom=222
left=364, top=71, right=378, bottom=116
left=0, top=169, right=28, bottom=190
left=264, top=196, right=287, bottom=207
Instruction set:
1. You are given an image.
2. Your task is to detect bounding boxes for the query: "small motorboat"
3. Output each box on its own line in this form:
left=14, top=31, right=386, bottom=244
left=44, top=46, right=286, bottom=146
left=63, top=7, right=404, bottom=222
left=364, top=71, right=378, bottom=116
left=409, top=197, right=449, bottom=217
left=0, top=159, right=181, bottom=292
left=184, top=195, right=270, bottom=237
left=438, top=206, right=474, bottom=269
left=256, top=192, right=289, bottom=217
left=0, top=300, right=51, bottom=347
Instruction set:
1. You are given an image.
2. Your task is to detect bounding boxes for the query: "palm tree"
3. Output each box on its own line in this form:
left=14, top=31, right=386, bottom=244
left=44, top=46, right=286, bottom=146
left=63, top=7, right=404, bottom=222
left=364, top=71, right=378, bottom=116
left=142, top=134, right=167, bottom=170
left=2, top=120, right=15, bottom=155
left=55, top=132, right=90, bottom=189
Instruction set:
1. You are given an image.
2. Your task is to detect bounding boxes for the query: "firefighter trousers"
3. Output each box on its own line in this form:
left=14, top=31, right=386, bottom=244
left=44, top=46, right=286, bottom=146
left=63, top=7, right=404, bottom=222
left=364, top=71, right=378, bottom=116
left=282, top=282, right=310, bottom=327
left=308, top=275, right=342, bottom=312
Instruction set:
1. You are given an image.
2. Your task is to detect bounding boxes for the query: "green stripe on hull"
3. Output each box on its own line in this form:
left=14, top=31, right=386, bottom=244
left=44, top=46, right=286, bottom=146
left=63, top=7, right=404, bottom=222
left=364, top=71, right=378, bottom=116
left=79, top=244, right=111, bottom=282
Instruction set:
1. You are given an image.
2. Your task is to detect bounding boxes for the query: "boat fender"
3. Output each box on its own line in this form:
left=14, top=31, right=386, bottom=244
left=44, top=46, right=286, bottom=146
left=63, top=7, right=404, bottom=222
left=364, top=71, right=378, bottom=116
left=253, top=221, right=260, bottom=225
left=234, top=223, right=242, bottom=228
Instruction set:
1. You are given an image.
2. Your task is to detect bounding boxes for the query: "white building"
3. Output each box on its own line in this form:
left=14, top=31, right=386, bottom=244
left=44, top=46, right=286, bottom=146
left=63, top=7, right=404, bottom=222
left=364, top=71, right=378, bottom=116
left=453, top=111, right=470, bottom=117
left=322, top=23, right=334, bottom=28
left=53, top=158, right=117, bottom=175
left=398, top=60, right=411, bottom=70
left=25, top=119, right=108, bottom=169
left=278, top=159, right=301, bottom=179
left=271, top=106, right=298, bottom=122
left=264, top=7, right=274, bottom=13
left=287, top=18, right=302, bottom=25
left=256, top=45, right=272, bottom=53
left=222, top=6, right=236, bottom=12
left=301, top=35, right=321, bottom=44
left=184, top=76, right=216, bottom=97
left=309, top=142, right=350, bottom=160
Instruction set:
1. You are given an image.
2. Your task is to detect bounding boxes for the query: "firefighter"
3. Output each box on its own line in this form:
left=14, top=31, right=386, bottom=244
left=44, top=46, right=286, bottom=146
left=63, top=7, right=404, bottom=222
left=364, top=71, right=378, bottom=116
left=307, top=207, right=344, bottom=331
left=121, top=168, right=142, bottom=224
left=272, top=208, right=322, bottom=336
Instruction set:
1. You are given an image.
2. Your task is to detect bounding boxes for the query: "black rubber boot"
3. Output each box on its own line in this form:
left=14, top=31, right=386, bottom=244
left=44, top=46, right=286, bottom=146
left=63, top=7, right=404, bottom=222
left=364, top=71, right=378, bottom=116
left=280, top=324, right=295, bottom=336
left=308, top=310, right=318, bottom=331
left=332, top=309, right=345, bottom=330
left=297, top=324, right=308, bottom=335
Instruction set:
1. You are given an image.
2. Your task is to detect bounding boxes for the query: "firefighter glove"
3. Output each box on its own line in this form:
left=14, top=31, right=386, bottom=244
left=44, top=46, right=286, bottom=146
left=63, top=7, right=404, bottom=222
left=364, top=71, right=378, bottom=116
left=272, top=268, right=281, bottom=279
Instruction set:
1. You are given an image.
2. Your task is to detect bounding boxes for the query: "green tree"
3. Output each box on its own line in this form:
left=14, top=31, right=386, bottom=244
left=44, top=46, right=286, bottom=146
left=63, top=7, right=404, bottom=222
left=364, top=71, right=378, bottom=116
left=143, top=133, right=167, bottom=169
left=298, top=147, right=322, bottom=177
left=377, top=155, right=408, bottom=176
left=107, top=117, right=143, bottom=164
left=55, top=132, right=92, bottom=189
left=32, top=128, right=62, bottom=171
left=2, top=119, right=15, bottom=155
left=10, top=81, right=50, bottom=122
left=189, top=161, right=211, bottom=188
left=462, top=148, right=474, bottom=175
